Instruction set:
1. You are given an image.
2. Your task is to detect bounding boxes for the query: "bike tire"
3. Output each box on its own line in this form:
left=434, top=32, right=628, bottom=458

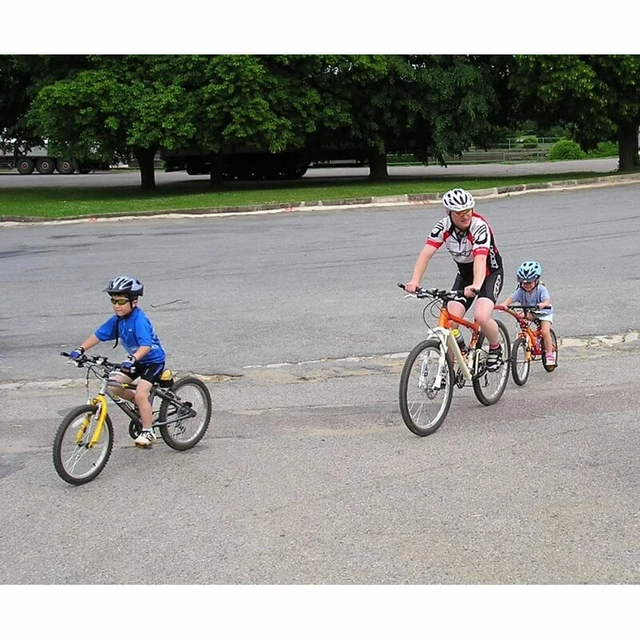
left=158, top=377, right=212, bottom=450
left=511, top=336, right=531, bottom=386
left=399, top=339, right=454, bottom=437
left=472, top=318, right=511, bottom=406
left=52, top=404, right=114, bottom=485
left=542, top=329, right=559, bottom=372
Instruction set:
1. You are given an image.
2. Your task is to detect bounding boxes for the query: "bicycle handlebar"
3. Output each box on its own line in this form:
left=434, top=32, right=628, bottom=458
left=397, top=283, right=472, bottom=302
left=61, top=351, right=121, bottom=371
left=494, top=304, right=539, bottom=314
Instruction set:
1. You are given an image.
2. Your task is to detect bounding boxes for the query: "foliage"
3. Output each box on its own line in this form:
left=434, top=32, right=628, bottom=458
left=548, top=139, right=586, bottom=161
left=521, top=136, right=538, bottom=149
left=0, top=55, right=92, bottom=153
left=510, top=55, right=640, bottom=170
left=586, top=141, right=619, bottom=158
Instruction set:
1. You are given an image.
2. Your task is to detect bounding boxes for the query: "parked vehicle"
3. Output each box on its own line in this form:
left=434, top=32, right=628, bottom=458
left=0, top=145, right=109, bottom=175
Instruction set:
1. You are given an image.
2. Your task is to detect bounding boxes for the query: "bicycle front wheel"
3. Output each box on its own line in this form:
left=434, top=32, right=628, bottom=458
left=158, top=377, right=212, bottom=450
left=473, top=318, right=511, bottom=406
left=399, top=339, right=454, bottom=437
left=511, top=336, right=531, bottom=386
left=52, top=404, right=114, bottom=485
left=542, top=329, right=559, bottom=372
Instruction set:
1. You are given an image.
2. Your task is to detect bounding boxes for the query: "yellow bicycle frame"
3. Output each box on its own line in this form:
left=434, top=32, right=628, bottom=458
left=76, top=394, right=109, bottom=448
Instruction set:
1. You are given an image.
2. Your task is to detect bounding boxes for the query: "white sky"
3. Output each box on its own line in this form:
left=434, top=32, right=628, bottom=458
left=1, top=2, right=636, bottom=54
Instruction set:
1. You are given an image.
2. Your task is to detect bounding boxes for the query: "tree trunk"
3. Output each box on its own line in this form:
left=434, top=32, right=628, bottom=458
left=133, top=145, right=158, bottom=189
left=368, top=148, right=389, bottom=180
left=617, top=121, right=640, bottom=172
left=208, top=153, right=224, bottom=190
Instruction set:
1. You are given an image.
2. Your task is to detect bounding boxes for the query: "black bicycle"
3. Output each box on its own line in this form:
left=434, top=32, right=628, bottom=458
left=53, top=352, right=212, bottom=485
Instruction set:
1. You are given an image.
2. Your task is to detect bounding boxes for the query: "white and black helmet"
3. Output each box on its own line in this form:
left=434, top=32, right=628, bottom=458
left=104, top=276, right=144, bottom=297
left=442, top=188, right=475, bottom=212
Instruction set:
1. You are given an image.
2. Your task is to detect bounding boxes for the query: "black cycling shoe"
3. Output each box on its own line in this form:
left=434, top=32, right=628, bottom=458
left=486, top=346, right=503, bottom=372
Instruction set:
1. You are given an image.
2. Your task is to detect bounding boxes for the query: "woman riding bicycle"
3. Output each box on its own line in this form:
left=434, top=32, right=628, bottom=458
left=404, top=187, right=505, bottom=371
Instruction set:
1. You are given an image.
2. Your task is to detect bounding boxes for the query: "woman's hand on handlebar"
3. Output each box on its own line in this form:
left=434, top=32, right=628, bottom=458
left=463, top=285, right=479, bottom=298
left=403, top=282, right=420, bottom=294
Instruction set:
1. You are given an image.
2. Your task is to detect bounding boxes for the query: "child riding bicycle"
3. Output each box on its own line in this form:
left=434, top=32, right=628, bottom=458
left=68, top=276, right=166, bottom=447
left=499, top=261, right=556, bottom=368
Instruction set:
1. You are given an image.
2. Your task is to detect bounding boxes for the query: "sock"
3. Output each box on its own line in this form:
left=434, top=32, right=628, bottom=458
left=489, top=343, right=500, bottom=350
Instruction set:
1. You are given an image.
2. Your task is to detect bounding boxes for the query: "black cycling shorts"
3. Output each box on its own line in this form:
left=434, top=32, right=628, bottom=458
left=110, top=362, right=165, bottom=385
left=452, top=268, right=504, bottom=311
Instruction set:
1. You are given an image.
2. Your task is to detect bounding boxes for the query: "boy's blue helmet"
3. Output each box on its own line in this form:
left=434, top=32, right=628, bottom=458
left=516, top=261, right=542, bottom=282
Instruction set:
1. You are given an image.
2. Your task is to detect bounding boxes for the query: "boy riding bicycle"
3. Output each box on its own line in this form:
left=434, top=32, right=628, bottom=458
left=68, top=276, right=166, bottom=447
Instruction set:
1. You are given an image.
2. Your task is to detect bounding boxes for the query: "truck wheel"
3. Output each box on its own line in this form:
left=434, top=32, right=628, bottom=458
left=56, top=159, right=76, bottom=174
left=16, top=158, right=35, bottom=175
left=36, top=158, right=56, bottom=174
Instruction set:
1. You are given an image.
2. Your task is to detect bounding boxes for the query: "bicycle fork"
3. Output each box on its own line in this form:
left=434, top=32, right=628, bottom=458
left=78, top=390, right=109, bottom=448
left=427, top=328, right=477, bottom=389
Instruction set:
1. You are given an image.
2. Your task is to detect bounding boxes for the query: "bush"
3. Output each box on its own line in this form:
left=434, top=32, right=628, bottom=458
left=548, top=139, right=586, bottom=161
left=522, top=136, right=539, bottom=149
left=586, top=141, right=619, bottom=158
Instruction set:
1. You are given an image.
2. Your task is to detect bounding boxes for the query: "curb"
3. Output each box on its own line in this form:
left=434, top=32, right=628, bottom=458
left=2, top=172, right=640, bottom=226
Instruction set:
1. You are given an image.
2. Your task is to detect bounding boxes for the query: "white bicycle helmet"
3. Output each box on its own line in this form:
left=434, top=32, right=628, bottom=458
left=516, top=261, right=542, bottom=282
left=442, top=188, right=475, bottom=212
left=104, top=276, right=144, bottom=297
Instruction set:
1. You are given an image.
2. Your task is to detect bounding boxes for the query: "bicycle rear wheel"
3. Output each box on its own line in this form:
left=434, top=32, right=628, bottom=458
left=472, top=318, right=511, bottom=406
left=52, top=404, right=114, bottom=485
left=511, top=336, right=531, bottom=386
left=399, top=339, right=454, bottom=436
left=542, top=329, right=559, bottom=371
left=158, top=377, right=212, bottom=450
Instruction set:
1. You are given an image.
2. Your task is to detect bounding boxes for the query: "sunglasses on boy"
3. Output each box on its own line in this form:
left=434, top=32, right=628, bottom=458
left=110, top=298, right=131, bottom=306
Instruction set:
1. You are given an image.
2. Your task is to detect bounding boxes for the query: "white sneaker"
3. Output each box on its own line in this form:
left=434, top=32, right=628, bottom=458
left=545, top=352, right=557, bottom=367
left=134, top=430, right=157, bottom=448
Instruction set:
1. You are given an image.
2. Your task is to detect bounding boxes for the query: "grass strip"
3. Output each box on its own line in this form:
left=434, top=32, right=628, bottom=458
left=0, top=171, right=618, bottom=219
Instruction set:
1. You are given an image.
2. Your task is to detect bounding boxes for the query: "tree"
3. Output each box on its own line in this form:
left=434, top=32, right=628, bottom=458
left=187, top=55, right=343, bottom=187
left=0, top=55, right=91, bottom=154
left=510, top=55, right=640, bottom=171
left=302, top=55, right=500, bottom=179
left=29, top=56, right=199, bottom=188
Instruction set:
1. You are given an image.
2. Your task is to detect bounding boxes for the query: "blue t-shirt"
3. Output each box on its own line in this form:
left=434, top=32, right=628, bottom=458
left=509, top=284, right=553, bottom=316
left=94, top=307, right=166, bottom=364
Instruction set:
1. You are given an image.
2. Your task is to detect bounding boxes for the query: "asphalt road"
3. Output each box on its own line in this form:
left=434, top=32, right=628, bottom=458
left=0, top=157, right=619, bottom=188
left=1, top=172, right=639, bottom=593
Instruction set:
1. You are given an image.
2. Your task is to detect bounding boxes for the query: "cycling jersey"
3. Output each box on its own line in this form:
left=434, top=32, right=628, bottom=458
left=94, top=307, right=166, bottom=364
left=427, top=212, right=503, bottom=278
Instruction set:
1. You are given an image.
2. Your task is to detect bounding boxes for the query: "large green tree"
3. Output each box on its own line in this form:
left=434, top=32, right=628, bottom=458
left=303, top=55, right=500, bottom=179
left=29, top=55, right=198, bottom=188
left=185, top=55, right=347, bottom=186
left=511, top=55, right=640, bottom=171
left=0, top=55, right=90, bottom=153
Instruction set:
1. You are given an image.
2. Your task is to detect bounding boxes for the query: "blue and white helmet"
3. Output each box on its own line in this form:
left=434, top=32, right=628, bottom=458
left=104, top=276, right=144, bottom=297
left=442, top=188, right=475, bottom=212
left=516, top=261, right=542, bottom=282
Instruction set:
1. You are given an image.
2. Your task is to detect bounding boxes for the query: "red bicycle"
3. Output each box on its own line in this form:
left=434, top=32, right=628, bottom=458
left=495, top=304, right=558, bottom=386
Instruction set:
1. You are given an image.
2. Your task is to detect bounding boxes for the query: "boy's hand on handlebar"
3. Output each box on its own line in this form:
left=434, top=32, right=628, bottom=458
left=120, top=355, right=136, bottom=374
left=69, top=347, right=85, bottom=361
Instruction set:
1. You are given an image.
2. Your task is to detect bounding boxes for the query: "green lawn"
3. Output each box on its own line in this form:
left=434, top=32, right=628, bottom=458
left=0, top=171, right=618, bottom=219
